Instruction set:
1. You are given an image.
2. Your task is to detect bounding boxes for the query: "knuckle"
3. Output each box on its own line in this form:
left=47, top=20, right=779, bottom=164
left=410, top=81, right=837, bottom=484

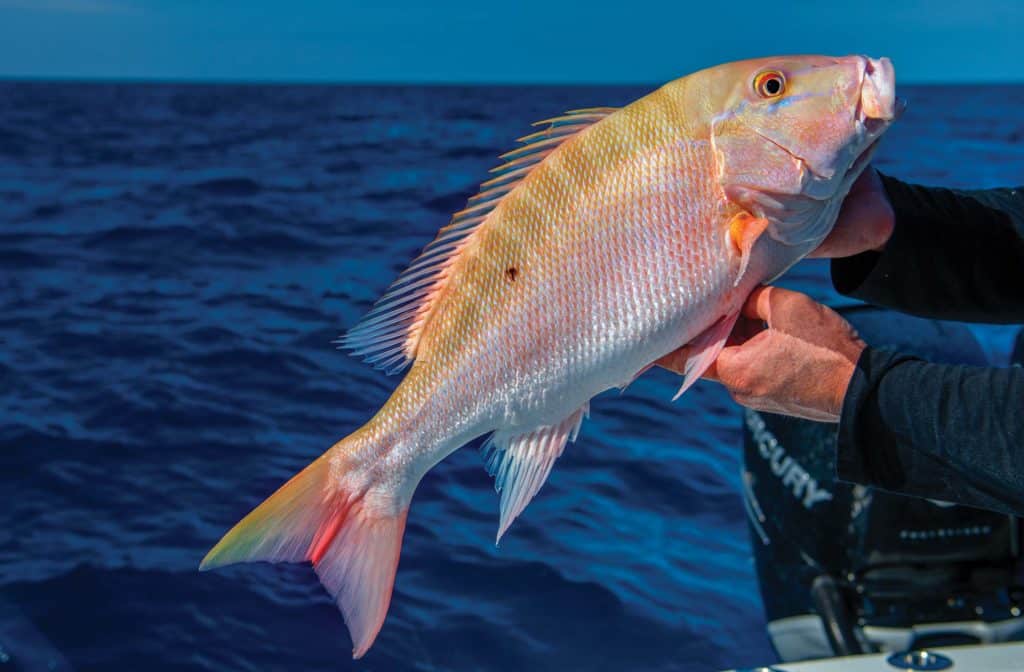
left=728, top=370, right=757, bottom=397
left=748, top=381, right=771, bottom=399
left=729, top=390, right=749, bottom=406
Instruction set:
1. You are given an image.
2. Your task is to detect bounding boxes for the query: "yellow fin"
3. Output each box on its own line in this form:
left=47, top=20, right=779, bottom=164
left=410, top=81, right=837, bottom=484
left=728, top=212, right=770, bottom=286
left=200, top=445, right=412, bottom=659
left=340, top=106, right=618, bottom=373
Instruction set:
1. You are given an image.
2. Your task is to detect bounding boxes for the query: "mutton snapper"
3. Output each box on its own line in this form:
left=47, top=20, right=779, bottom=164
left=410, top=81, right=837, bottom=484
left=201, top=55, right=899, bottom=657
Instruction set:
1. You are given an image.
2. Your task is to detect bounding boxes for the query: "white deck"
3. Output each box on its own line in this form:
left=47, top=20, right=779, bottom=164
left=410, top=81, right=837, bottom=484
left=721, top=641, right=1024, bottom=671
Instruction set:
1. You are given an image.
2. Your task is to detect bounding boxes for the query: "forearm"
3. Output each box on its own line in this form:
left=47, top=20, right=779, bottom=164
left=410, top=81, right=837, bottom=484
left=836, top=348, right=1024, bottom=516
left=832, top=175, right=1024, bottom=323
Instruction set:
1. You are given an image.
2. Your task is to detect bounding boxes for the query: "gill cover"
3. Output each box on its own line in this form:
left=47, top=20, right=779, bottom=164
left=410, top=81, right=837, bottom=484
left=711, top=56, right=895, bottom=247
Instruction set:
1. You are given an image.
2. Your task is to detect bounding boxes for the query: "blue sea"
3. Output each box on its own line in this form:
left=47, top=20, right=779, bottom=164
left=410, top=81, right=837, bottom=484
left=1, top=81, right=1022, bottom=672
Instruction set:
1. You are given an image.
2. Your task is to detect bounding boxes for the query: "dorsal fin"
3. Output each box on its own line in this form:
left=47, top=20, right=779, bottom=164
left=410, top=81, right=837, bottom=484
left=339, top=107, right=618, bottom=373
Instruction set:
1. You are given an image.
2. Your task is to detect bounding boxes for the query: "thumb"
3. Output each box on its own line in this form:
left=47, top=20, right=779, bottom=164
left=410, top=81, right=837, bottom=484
left=701, top=344, right=740, bottom=383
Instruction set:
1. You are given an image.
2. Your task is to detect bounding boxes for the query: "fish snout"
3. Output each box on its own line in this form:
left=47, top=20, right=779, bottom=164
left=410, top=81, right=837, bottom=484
left=859, top=57, right=902, bottom=132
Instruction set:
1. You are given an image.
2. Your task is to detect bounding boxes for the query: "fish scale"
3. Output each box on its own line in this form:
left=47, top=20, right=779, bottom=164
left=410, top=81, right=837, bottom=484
left=201, top=54, right=898, bottom=659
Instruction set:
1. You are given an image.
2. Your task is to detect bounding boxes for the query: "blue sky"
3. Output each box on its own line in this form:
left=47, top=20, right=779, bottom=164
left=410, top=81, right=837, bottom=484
left=0, top=0, right=1021, bottom=83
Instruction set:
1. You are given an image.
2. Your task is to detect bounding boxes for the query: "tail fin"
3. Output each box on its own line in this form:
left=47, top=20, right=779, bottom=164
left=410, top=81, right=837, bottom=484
left=200, top=450, right=410, bottom=658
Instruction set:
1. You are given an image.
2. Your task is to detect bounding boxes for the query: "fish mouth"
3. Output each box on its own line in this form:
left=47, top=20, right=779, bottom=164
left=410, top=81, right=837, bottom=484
left=857, top=56, right=903, bottom=138
left=838, top=57, right=901, bottom=189
left=766, top=56, right=901, bottom=198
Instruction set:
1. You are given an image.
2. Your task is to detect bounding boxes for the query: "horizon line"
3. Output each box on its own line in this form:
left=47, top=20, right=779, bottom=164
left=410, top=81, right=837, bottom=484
left=2, top=74, right=1023, bottom=87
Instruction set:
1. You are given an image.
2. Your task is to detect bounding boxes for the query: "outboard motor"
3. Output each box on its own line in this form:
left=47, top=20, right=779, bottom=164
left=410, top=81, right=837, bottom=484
left=742, top=306, right=1024, bottom=662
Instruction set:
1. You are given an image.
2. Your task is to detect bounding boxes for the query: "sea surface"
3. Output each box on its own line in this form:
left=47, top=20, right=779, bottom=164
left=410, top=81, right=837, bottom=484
left=1, top=81, right=1022, bottom=672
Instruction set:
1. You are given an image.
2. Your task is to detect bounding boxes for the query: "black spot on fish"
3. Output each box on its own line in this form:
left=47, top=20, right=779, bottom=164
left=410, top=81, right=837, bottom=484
left=505, top=267, right=518, bottom=282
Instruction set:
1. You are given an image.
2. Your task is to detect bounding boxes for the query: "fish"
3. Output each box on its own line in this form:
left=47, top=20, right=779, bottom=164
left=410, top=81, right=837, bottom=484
left=200, top=55, right=899, bottom=657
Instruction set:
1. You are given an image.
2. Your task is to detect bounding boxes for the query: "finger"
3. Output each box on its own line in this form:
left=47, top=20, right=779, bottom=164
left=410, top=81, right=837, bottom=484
left=742, top=285, right=818, bottom=328
left=811, top=171, right=870, bottom=260
left=704, top=343, right=745, bottom=384
left=742, top=285, right=802, bottom=322
left=740, top=285, right=797, bottom=322
left=810, top=169, right=892, bottom=260
left=740, top=285, right=772, bottom=321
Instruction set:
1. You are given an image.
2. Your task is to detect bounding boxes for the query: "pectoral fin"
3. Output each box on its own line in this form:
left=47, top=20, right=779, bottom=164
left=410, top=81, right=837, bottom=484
left=728, top=212, right=770, bottom=286
left=670, top=312, right=740, bottom=401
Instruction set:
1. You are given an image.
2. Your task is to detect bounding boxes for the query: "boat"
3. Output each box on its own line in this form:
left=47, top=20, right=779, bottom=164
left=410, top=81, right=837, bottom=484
left=726, top=305, right=1024, bottom=671
left=723, top=641, right=1024, bottom=671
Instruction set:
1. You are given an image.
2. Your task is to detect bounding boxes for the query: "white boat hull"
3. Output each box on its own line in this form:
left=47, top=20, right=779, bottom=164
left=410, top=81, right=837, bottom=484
left=722, top=641, right=1024, bottom=672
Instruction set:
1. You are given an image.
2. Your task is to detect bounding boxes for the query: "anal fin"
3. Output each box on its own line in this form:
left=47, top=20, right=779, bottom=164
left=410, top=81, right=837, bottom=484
left=481, top=404, right=589, bottom=543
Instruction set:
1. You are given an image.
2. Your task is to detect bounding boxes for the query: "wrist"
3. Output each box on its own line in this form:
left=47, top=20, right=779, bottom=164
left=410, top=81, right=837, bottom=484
left=832, top=360, right=857, bottom=420
left=831, top=341, right=866, bottom=420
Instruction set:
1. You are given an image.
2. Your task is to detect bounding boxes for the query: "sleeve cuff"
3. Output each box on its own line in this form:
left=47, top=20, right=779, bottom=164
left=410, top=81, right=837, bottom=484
left=830, top=249, right=884, bottom=297
left=829, top=173, right=915, bottom=303
left=836, top=347, right=921, bottom=489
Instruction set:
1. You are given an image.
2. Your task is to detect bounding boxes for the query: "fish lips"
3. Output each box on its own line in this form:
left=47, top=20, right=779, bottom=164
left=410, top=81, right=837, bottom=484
left=808, top=56, right=902, bottom=198
left=858, top=56, right=904, bottom=137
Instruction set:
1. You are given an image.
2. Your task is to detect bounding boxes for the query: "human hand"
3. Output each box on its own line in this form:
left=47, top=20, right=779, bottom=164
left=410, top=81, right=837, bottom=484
left=809, top=167, right=894, bottom=259
left=657, top=287, right=866, bottom=422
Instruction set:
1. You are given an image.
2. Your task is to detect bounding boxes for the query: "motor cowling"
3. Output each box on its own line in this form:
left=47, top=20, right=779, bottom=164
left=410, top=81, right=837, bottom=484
left=742, top=306, right=1024, bottom=661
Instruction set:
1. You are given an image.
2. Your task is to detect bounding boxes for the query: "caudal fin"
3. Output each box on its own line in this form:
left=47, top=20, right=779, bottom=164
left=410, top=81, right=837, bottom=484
left=200, top=450, right=410, bottom=658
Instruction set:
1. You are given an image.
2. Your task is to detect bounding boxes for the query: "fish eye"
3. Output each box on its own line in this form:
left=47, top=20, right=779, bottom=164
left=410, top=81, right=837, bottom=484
left=754, top=71, right=786, bottom=98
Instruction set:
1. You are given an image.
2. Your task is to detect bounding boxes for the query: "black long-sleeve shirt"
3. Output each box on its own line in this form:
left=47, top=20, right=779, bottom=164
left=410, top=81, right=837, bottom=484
left=831, top=174, right=1024, bottom=516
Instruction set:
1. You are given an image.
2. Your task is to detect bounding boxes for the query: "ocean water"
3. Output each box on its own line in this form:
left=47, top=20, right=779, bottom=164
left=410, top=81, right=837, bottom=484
left=1, top=81, right=1022, bottom=672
